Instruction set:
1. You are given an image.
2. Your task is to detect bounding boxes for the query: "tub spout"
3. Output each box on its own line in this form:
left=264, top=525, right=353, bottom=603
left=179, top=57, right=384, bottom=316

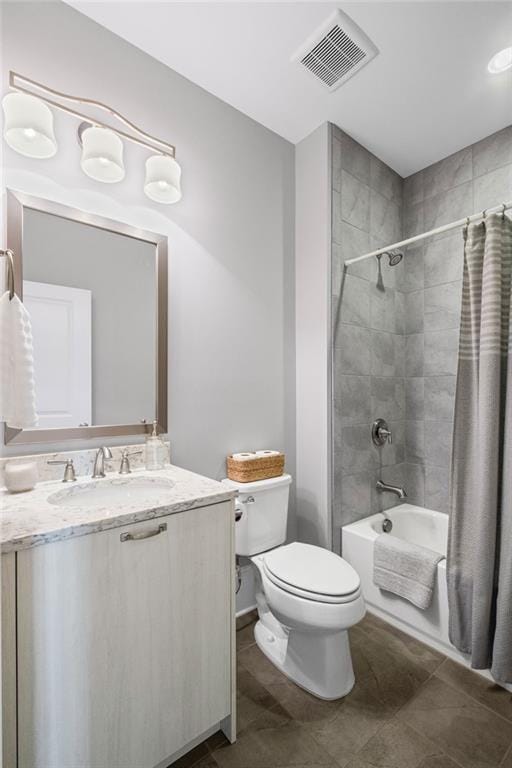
left=376, top=480, right=407, bottom=500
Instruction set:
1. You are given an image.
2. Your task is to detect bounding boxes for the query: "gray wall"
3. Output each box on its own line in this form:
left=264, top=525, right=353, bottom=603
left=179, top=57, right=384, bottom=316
left=24, top=209, right=156, bottom=426
left=1, top=0, right=296, bottom=514
left=401, top=125, right=512, bottom=512
left=331, top=125, right=404, bottom=553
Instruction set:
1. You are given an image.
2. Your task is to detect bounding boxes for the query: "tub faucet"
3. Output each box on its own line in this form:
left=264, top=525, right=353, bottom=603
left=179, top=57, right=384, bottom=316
left=92, top=446, right=113, bottom=479
left=376, top=479, right=407, bottom=500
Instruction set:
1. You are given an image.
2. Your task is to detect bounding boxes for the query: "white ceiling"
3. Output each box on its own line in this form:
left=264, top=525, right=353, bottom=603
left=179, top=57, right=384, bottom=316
left=67, top=1, right=512, bottom=177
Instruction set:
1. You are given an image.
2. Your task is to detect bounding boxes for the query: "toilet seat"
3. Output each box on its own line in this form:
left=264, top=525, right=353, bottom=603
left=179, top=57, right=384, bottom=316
left=261, top=542, right=361, bottom=605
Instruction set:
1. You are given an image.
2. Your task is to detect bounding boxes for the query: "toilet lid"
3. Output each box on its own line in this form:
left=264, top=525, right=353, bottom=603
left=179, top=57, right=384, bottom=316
left=262, top=542, right=360, bottom=600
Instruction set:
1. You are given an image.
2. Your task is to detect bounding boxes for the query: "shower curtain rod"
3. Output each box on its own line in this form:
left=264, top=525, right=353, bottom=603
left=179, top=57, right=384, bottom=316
left=345, top=199, right=512, bottom=266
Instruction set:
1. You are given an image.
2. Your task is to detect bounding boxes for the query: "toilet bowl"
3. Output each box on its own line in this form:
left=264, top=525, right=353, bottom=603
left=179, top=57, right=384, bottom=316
left=252, top=542, right=365, bottom=699
left=223, top=474, right=365, bottom=700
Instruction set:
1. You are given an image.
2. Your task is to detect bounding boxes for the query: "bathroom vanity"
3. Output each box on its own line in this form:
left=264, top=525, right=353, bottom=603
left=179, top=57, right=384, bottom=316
left=1, top=465, right=237, bottom=768
left=1, top=188, right=237, bottom=767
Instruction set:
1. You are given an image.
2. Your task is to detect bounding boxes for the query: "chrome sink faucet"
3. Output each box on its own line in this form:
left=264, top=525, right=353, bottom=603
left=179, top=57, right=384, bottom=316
left=376, top=479, right=407, bottom=500
left=92, top=446, right=113, bottom=479
left=47, top=459, right=76, bottom=483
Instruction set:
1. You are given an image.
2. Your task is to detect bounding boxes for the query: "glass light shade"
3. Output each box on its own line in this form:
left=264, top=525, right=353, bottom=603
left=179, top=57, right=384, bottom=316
left=144, top=155, right=182, bottom=204
left=80, top=126, right=125, bottom=183
left=2, top=92, right=57, bottom=158
left=488, top=47, right=512, bottom=74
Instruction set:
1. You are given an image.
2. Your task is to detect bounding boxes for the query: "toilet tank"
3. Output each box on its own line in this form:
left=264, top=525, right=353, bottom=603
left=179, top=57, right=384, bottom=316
left=222, top=474, right=292, bottom=556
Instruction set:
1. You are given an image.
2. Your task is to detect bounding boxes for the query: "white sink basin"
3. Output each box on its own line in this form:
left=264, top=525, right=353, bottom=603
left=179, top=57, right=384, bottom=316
left=48, top=476, right=176, bottom=510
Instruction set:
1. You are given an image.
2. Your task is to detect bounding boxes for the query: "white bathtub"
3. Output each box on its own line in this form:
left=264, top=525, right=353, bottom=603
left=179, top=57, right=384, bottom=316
left=343, top=504, right=452, bottom=654
left=343, top=504, right=512, bottom=689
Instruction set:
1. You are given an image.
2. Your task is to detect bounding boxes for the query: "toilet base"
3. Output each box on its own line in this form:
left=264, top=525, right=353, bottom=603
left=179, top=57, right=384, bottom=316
left=254, top=619, right=355, bottom=700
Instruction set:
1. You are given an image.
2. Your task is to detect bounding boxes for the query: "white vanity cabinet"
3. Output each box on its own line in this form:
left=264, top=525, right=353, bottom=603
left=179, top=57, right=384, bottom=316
left=3, top=500, right=235, bottom=768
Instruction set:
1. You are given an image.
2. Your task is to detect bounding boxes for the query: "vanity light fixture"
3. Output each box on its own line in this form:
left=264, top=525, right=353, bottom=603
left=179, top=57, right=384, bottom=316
left=2, top=92, right=57, bottom=158
left=79, top=124, right=125, bottom=183
left=144, top=155, right=182, bottom=204
left=488, top=46, right=512, bottom=74
left=2, top=72, right=181, bottom=203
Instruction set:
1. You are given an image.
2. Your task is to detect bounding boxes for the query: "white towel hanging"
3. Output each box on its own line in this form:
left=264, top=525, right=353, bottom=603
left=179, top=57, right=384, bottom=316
left=0, top=290, right=38, bottom=429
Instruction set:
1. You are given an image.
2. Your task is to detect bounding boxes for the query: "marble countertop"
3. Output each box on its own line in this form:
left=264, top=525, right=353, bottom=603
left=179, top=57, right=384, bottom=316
left=0, top=465, right=235, bottom=553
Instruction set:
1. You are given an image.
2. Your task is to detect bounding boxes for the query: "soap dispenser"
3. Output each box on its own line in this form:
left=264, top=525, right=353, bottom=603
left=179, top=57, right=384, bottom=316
left=145, top=421, right=167, bottom=470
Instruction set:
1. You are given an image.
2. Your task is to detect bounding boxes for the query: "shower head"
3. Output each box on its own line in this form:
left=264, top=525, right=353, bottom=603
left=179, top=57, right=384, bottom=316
left=377, top=249, right=404, bottom=267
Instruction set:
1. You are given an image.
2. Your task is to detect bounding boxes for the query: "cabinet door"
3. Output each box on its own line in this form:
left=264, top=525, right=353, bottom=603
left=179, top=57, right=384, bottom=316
left=17, top=502, right=233, bottom=768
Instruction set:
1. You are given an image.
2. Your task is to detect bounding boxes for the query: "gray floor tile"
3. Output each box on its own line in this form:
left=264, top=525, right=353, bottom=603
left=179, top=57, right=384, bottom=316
left=435, top=658, right=512, bottom=722
left=310, top=701, right=389, bottom=767
left=211, top=611, right=512, bottom=768
left=345, top=718, right=443, bottom=768
left=238, top=642, right=288, bottom=688
left=348, top=625, right=430, bottom=716
left=237, top=662, right=282, bottom=731
left=397, top=676, right=512, bottom=768
left=237, top=622, right=257, bottom=653
left=263, top=679, right=341, bottom=729
left=358, top=612, right=444, bottom=676
left=501, top=745, right=512, bottom=768
left=417, top=758, right=461, bottom=768
left=172, top=742, right=214, bottom=768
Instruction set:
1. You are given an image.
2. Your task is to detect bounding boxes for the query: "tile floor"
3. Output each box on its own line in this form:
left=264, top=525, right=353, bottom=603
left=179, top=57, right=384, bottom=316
left=172, top=612, right=512, bottom=768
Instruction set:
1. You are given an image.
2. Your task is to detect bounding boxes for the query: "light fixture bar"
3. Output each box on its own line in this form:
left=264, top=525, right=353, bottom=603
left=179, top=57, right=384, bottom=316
left=9, top=71, right=176, bottom=158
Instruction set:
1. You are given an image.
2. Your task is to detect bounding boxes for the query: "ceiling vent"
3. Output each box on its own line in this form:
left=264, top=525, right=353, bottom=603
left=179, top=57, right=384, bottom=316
left=292, top=10, right=378, bottom=92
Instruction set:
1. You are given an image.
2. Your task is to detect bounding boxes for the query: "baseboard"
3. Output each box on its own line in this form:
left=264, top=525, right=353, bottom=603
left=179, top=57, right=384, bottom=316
left=236, top=604, right=257, bottom=620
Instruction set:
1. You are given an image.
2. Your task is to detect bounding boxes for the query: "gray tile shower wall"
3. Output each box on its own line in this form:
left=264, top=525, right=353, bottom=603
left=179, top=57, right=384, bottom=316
left=401, top=125, right=512, bottom=514
left=332, top=123, right=512, bottom=550
left=331, top=125, right=405, bottom=552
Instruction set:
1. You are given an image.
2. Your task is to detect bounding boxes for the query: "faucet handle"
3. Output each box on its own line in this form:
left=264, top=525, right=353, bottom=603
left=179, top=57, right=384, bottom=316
left=372, top=418, right=393, bottom=446
left=119, top=449, right=143, bottom=475
left=47, top=459, right=76, bottom=483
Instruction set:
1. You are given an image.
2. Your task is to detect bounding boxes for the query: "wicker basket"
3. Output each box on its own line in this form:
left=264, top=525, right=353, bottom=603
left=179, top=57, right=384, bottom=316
left=226, top=453, right=285, bottom=483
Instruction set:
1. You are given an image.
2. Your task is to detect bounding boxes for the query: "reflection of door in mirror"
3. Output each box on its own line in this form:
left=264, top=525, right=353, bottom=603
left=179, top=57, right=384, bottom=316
left=23, top=208, right=156, bottom=429
left=23, top=281, right=92, bottom=429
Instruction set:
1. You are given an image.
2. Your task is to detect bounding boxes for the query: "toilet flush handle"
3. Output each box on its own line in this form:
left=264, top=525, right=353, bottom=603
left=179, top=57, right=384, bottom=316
left=235, top=495, right=254, bottom=521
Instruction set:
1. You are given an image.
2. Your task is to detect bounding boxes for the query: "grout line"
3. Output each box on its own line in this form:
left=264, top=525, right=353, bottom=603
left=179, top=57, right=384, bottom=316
left=432, top=663, right=512, bottom=727
left=500, top=741, right=512, bottom=767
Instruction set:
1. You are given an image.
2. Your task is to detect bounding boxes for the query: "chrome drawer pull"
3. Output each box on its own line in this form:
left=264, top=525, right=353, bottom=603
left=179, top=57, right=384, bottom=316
left=120, top=523, right=167, bottom=542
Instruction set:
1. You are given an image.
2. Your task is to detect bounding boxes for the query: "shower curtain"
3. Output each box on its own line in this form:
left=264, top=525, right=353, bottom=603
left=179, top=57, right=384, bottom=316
left=448, top=212, right=512, bottom=683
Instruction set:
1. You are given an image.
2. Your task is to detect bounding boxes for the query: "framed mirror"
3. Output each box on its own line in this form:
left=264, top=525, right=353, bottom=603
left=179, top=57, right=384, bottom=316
left=5, top=190, right=168, bottom=445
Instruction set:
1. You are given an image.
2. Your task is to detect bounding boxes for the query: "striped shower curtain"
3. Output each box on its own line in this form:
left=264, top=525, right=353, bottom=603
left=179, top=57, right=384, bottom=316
left=448, top=212, right=512, bottom=683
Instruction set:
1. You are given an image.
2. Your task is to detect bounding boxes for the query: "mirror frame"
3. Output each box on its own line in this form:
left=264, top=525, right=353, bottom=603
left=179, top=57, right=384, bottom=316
left=5, top=189, right=168, bottom=445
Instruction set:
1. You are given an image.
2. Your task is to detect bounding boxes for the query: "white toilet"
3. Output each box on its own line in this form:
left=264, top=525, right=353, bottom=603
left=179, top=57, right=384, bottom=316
left=223, top=473, right=365, bottom=700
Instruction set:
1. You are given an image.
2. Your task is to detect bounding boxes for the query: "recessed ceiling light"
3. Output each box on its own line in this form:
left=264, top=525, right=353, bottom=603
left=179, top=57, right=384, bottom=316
left=488, top=47, right=512, bottom=74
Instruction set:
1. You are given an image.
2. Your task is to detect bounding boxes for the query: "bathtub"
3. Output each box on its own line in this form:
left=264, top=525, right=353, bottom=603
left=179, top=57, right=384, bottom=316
left=343, top=504, right=512, bottom=690
left=343, top=504, right=452, bottom=655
